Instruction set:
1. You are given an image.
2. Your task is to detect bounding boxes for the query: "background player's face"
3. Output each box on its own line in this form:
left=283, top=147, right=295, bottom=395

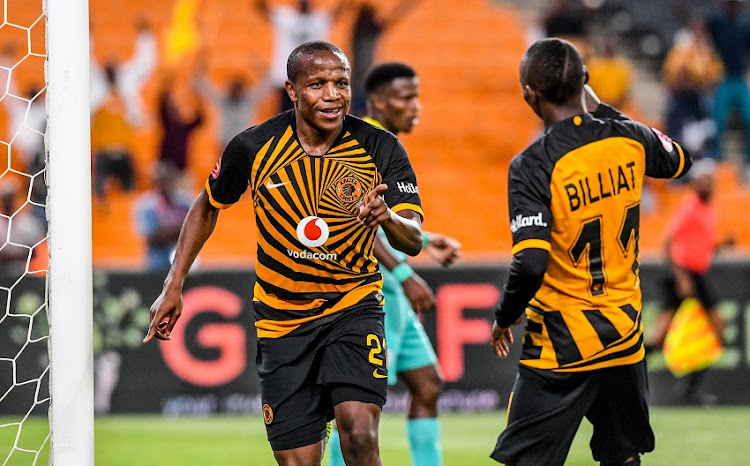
left=288, top=50, right=351, bottom=135
left=692, top=172, right=715, bottom=202
left=378, top=77, right=421, bottom=134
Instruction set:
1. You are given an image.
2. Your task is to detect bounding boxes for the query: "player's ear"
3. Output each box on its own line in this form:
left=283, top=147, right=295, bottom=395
left=285, top=80, right=298, bottom=103
left=583, top=66, right=590, bottom=85
left=370, top=93, right=386, bottom=113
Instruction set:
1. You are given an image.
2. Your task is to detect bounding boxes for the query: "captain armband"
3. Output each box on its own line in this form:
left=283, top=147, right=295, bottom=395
left=422, top=231, right=431, bottom=249
left=391, top=262, right=414, bottom=284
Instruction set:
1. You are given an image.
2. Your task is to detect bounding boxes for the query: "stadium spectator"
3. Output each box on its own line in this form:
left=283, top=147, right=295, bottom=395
left=195, top=59, right=271, bottom=149
left=144, top=41, right=425, bottom=465
left=328, top=62, right=461, bottom=466
left=91, top=67, right=137, bottom=201
left=645, top=158, right=732, bottom=405
left=490, top=38, right=692, bottom=465
left=586, top=37, right=633, bottom=110
left=133, top=161, right=192, bottom=270
left=663, top=18, right=723, bottom=159
left=706, top=0, right=750, bottom=180
left=90, top=19, right=158, bottom=127
left=542, top=0, right=591, bottom=57
left=89, top=20, right=157, bottom=201
left=347, top=0, right=422, bottom=115
left=254, top=0, right=345, bottom=114
left=0, top=178, right=46, bottom=287
left=155, top=74, right=206, bottom=175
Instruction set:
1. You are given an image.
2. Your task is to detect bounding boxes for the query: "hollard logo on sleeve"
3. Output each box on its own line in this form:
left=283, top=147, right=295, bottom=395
left=510, top=213, right=548, bottom=233
left=396, top=181, right=418, bottom=194
left=210, top=156, right=222, bottom=179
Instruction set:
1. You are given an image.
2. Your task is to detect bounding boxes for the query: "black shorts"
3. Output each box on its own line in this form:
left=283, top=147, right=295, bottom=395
left=661, top=270, right=717, bottom=311
left=491, top=361, right=654, bottom=466
left=256, top=304, right=388, bottom=451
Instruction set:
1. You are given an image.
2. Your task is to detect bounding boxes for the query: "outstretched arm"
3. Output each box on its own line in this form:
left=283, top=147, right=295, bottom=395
left=492, top=248, right=549, bottom=358
left=423, top=232, right=461, bottom=266
left=373, top=234, right=435, bottom=313
left=252, top=0, right=270, bottom=19
left=358, top=184, right=422, bottom=256
left=143, top=189, right=219, bottom=343
left=382, top=0, right=422, bottom=29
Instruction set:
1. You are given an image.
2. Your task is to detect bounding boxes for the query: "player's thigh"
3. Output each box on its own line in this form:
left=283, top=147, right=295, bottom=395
left=490, top=367, right=595, bottom=466
left=256, top=329, right=330, bottom=452
left=692, top=272, right=718, bottom=310
left=320, top=306, right=388, bottom=406
left=660, top=272, right=682, bottom=311
left=586, top=361, right=655, bottom=463
left=383, top=288, right=408, bottom=385
left=394, top=309, right=439, bottom=379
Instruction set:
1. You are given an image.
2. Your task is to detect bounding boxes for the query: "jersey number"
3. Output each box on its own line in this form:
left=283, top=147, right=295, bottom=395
left=569, top=203, right=640, bottom=296
left=367, top=334, right=387, bottom=379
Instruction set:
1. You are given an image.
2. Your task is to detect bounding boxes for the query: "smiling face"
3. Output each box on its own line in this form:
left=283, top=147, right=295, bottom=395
left=286, top=50, right=351, bottom=137
left=374, top=76, right=421, bottom=135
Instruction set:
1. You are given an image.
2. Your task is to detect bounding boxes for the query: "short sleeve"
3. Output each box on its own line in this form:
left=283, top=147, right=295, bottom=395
left=381, top=138, right=423, bottom=220
left=507, top=154, right=552, bottom=255
left=635, top=124, right=692, bottom=179
left=206, top=133, right=252, bottom=209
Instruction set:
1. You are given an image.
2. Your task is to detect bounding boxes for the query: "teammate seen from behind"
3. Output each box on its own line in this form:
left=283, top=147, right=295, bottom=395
left=328, top=62, right=461, bottom=466
left=144, top=41, right=425, bottom=466
left=490, top=38, right=692, bottom=466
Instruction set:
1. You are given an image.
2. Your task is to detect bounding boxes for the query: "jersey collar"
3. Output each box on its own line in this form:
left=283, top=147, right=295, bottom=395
left=362, top=116, right=385, bottom=129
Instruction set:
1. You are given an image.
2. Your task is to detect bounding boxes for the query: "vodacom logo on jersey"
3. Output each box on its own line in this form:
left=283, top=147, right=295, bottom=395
left=289, top=216, right=337, bottom=260
left=296, top=216, right=330, bottom=247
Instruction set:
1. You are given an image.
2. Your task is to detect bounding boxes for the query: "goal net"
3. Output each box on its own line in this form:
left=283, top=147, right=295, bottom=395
left=0, top=0, right=93, bottom=464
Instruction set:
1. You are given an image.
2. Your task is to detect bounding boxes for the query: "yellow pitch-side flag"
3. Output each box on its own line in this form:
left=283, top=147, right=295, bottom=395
left=663, top=298, right=722, bottom=377
left=164, top=0, right=201, bottom=64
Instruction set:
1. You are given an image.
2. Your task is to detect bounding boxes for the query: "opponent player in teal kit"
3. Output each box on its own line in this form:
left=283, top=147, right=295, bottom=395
left=328, top=62, right=461, bottom=466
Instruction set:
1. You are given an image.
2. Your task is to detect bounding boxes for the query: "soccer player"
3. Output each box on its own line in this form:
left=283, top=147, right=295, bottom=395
left=490, top=38, right=692, bottom=466
left=144, top=41, right=425, bottom=466
left=328, top=62, right=461, bottom=466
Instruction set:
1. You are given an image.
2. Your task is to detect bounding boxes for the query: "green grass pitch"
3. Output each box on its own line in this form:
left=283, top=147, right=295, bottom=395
left=2, top=407, right=750, bottom=465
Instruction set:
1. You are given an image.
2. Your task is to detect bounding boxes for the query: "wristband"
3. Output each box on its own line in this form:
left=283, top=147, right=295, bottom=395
left=421, top=231, right=431, bottom=249
left=391, top=262, right=414, bottom=284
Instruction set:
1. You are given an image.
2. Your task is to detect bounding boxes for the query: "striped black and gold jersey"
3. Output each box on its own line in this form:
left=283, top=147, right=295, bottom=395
left=206, top=110, right=423, bottom=338
left=504, top=105, right=690, bottom=372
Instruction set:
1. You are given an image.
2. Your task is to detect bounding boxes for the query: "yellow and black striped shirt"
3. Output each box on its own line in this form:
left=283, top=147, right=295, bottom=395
left=206, top=110, right=423, bottom=338
left=506, top=105, right=690, bottom=372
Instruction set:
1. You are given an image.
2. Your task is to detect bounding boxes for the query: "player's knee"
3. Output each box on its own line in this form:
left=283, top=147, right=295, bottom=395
left=339, top=424, right=378, bottom=459
left=413, top=376, right=444, bottom=407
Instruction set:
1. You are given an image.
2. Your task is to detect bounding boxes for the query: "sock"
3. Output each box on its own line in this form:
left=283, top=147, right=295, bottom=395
left=407, top=417, right=442, bottom=466
left=327, top=428, right=345, bottom=466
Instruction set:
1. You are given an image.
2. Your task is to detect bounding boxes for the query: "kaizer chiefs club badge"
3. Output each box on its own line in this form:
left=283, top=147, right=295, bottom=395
left=335, top=176, right=363, bottom=204
left=263, top=404, right=274, bottom=424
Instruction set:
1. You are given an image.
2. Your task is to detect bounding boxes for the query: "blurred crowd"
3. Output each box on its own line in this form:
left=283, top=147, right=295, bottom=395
left=0, top=0, right=748, bottom=275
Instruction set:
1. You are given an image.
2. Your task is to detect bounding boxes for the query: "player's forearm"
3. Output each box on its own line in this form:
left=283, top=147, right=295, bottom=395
left=163, top=189, right=218, bottom=289
left=495, top=248, right=549, bottom=328
left=373, top=234, right=401, bottom=270
left=379, top=210, right=423, bottom=257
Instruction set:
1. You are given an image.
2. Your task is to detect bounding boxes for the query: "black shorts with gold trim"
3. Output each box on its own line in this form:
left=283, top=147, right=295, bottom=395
left=491, top=361, right=654, bottom=466
left=256, top=297, right=387, bottom=451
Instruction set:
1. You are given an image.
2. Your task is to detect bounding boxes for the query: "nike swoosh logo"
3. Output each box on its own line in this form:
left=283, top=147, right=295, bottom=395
left=372, top=369, right=387, bottom=379
left=266, top=180, right=291, bottom=189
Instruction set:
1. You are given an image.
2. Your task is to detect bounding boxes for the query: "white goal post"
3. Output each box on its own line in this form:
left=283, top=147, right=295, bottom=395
left=46, top=0, right=94, bottom=464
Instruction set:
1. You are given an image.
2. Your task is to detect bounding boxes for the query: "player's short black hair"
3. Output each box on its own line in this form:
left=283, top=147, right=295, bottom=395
left=521, top=38, right=585, bottom=104
left=286, top=40, right=350, bottom=83
left=364, top=62, right=416, bottom=95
